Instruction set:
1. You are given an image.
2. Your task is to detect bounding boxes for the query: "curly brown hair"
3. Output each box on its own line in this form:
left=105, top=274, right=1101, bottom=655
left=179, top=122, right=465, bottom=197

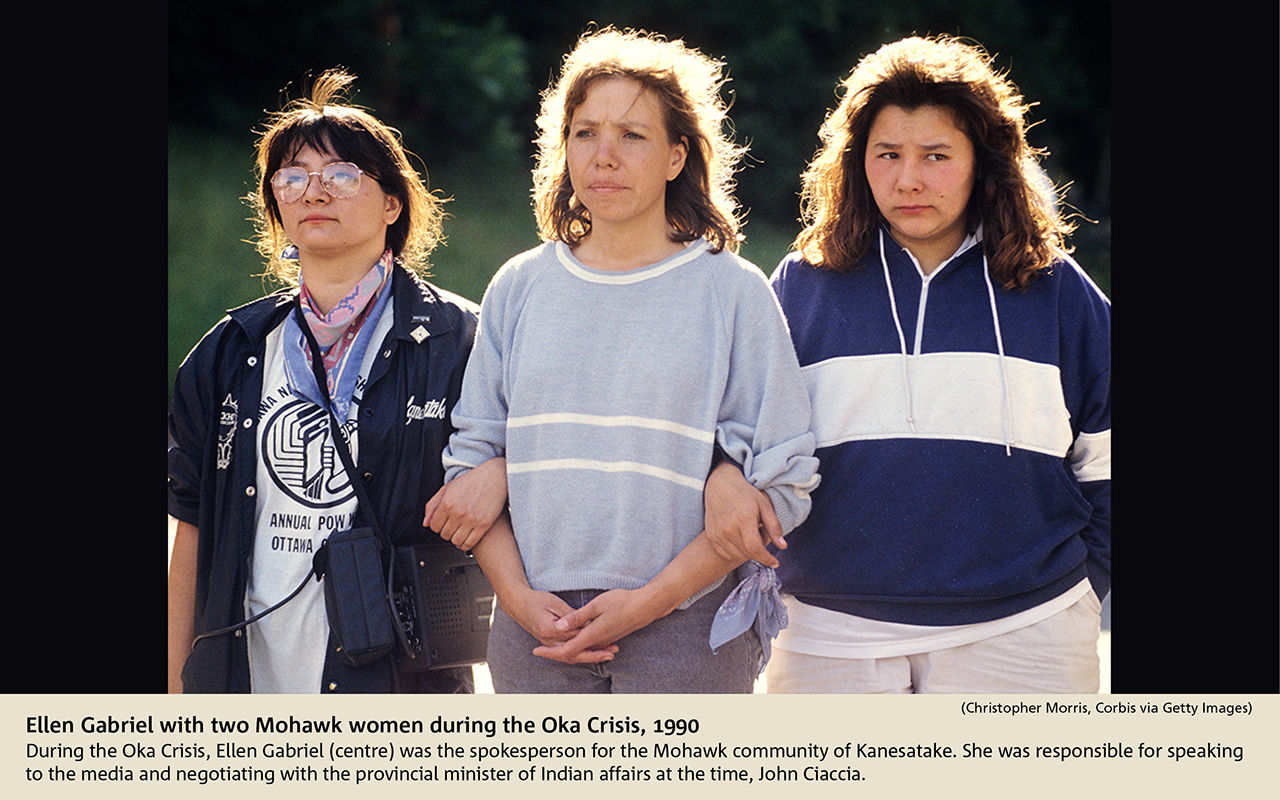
left=793, top=36, right=1072, bottom=289
left=532, top=28, right=745, bottom=254
left=248, top=69, right=445, bottom=284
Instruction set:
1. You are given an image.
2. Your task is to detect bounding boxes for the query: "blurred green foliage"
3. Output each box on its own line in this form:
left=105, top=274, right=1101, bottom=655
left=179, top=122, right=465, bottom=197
left=169, top=0, right=1109, bottom=400
left=170, top=0, right=1110, bottom=217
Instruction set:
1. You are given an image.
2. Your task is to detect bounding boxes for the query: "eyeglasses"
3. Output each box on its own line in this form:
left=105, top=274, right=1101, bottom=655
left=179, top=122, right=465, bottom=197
left=270, top=162, right=364, bottom=203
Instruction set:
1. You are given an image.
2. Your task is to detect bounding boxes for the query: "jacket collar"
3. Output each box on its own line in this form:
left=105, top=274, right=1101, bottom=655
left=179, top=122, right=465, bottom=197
left=226, top=290, right=296, bottom=344
left=387, top=265, right=462, bottom=345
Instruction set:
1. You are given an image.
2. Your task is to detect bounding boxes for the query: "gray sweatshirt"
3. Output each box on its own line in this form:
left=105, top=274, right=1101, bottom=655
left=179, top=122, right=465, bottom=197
left=445, top=239, right=819, bottom=599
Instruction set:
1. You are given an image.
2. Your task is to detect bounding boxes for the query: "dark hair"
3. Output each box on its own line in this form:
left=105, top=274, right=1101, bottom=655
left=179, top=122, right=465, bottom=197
left=793, top=36, right=1072, bottom=289
left=532, top=28, right=745, bottom=253
left=249, top=69, right=444, bottom=283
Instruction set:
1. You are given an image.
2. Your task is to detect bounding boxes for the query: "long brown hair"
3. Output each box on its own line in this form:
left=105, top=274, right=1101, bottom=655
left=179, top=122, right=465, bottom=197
left=793, top=36, right=1072, bottom=289
left=532, top=28, right=745, bottom=253
left=248, top=69, right=445, bottom=284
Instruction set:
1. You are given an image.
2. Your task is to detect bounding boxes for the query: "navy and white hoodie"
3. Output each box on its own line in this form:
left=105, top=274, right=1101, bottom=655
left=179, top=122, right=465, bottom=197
left=770, top=228, right=1110, bottom=628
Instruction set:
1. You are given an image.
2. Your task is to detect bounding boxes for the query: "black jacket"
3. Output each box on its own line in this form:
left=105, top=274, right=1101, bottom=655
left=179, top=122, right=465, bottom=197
left=168, top=267, right=479, bottom=692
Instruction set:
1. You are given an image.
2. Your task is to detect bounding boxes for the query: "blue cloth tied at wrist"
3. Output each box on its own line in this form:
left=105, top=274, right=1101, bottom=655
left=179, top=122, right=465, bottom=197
left=710, top=561, right=788, bottom=676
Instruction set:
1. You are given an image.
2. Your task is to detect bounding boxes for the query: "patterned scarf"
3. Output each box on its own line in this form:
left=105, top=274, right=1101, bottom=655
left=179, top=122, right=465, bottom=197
left=711, top=561, right=788, bottom=677
left=283, top=249, right=395, bottom=422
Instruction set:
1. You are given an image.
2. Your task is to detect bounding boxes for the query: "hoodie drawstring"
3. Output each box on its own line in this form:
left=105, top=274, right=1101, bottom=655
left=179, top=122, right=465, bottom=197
left=878, top=229, right=1014, bottom=455
left=981, top=254, right=1015, bottom=455
left=878, top=229, right=916, bottom=433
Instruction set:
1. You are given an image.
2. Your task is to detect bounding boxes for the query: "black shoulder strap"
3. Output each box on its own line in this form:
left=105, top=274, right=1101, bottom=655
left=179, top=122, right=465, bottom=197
left=292, top=303, right=388, bottom=546
left=293, top=303, right=411, bottom=655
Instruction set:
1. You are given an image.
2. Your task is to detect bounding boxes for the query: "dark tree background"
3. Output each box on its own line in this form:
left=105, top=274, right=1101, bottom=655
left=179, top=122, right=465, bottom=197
left=169, top=0, right=1109, bottom=240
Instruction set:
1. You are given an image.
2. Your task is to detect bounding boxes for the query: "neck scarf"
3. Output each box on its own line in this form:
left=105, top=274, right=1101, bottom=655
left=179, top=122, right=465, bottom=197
left=283, top=250, right=395, bottom=422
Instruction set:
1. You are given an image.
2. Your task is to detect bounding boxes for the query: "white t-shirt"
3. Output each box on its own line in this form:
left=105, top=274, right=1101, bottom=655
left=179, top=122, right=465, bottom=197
left=773, top=579, right=1092, bottom=660
left=245, top=300, right=394, bottom=692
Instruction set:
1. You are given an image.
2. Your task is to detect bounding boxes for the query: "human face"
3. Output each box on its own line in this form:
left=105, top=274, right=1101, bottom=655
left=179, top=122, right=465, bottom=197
left=566, top=76, right=687, bottom=240
left=274, top=143, right=402, bottom=271
left=864, top=104, right=976, bottom=273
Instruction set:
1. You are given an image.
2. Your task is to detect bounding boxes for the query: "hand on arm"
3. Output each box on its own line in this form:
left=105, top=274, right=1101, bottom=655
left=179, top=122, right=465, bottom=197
left=167, top=520, right=199, bottom=694
left=424, top=457, right=508, bottom=551
left=703, top=460, right=785, bottom=568
left=470, top=515, right=617, bottom=663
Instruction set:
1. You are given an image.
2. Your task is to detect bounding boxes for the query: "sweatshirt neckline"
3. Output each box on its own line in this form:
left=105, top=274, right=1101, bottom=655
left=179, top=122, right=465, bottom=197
left=890, top=227, right=982, bottom=282
left=554, top=239, right=710, bottom=285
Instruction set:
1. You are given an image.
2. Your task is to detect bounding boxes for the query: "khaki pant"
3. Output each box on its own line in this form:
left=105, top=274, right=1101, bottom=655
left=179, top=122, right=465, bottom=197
left=765, top=590, right=1102, bottom=694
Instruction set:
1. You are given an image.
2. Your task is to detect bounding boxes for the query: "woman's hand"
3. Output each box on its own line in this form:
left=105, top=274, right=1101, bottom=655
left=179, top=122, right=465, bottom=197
left=468, top=516, right=617, bottom=664
left=703, top=461, right=785, bottom=567
left=532, top=588, right=662, bottom=664
left=510, top=588, right=619, bottom=664
left=424, top=457, right=507, bottom=550
left=529, top=517, right=749, bottom=664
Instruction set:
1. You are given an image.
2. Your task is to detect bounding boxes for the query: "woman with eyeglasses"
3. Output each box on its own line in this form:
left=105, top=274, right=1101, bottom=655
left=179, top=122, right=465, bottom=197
left=425, top=28, right=819, bottom=693
left=167, top=69, right=481, bottom=693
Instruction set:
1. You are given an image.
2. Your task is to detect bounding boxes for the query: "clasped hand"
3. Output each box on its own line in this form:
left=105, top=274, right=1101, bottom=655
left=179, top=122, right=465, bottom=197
left=528, top=588, right=662, bottom=664
left=504, top=587, right=622, bottom=665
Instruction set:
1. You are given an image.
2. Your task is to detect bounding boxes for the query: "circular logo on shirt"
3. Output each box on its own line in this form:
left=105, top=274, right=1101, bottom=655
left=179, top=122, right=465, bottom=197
left=260, top=398, right=356, bottom=508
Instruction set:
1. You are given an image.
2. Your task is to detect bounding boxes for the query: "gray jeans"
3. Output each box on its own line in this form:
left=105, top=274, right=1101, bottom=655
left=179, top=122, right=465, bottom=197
left=487, top=578, right=760, bottom=693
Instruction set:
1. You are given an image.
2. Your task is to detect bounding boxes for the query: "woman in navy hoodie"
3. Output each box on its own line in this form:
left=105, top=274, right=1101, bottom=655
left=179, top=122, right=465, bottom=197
left=713, top=35, right=1110, bottom=693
